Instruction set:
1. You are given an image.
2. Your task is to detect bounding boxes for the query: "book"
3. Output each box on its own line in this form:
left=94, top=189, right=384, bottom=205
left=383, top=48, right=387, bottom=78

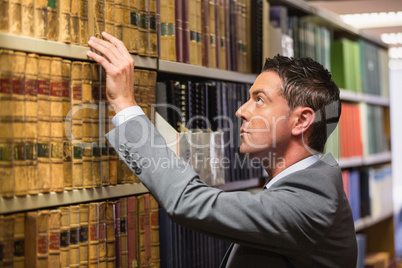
left=195, top=0, right=202, bottom=66
left=47, top=0, right=58, bottom=41
left=69, top=205, right=80, bottom=268
left=9, top=0, right=22, bottom=35
left=2, top=215, right=14, bottom=266
left=0, top=0, right=9, bottom=32
left=174, top=0, right=183, bottom=62
left=25, top=210, right=50, bottom=267
left=13, top=213, right=25, bottom=267
left=182, top=0, right=190, bottom=63
left=123, top=0, right=131, bottom=51
left=114, top=0, right=123, bottom=40
left=201, top=0, right=209, bottom=67
left=208, top=0, right=216, bottom=68
left=167, top=0, right=176, bottom=61
left=0, top=215, right=3, bottom=267
left=34, top=0, right=48, bottom=39
left=98, top=201, right=107, bottom=267
left=159, top=0, right=169, bottom=60
left=138, top=0, right=150, bottom=56
left=38, top=55, right=51, bottom=193
left=91, top=63, right=101, bottom=188
left=114, top=199, right=121, bottom=268
left=149, top=0, right=158, bottom=57
left=82, top=62, right=93, bottom=188
left=104, top=0, right=115, bottom=36
left=22, top=0, right=35, bottom=36
left=127, top=195, right=139, bottom=268
left=106, top=201, right=116, bottom=267
left=149, top=195, right=160, bottom=267
left=79, top=204, right=89, bottom=267
left=48, top=209, right=61, bottom=267
left=88, top=202, right=100, bottom=267
left=147, top=70, right=157, bottom=122
left=62, top=59, right=72, bottom=191
left=79, top=0, right=89, bottom=46
left=60, top=206, right=70, bottom=268
left=12, top=51, right=27, bottom=196
left=120, top=197, right=129, bottom=267
left=0, top=49, right=14, bottom=198
left=50, top=57, right=64, bottom=192
left=100, top=67, right=110, bottom=187
left=71, top=61, right=83, bottom=189
left=70, top=0, right=80, bottom=44
left=58, top=0, right=72, bottom=43
left=138, top=194, right=151, bottom=268
left=129, top=0, right=139, bottom=54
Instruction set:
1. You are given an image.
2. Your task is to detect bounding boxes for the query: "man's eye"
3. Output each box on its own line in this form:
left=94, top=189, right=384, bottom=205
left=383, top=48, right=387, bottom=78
left=257, top=97, right=264, bottom=103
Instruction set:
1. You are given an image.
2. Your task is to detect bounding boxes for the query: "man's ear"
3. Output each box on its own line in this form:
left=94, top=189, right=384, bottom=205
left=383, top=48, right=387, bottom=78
left=291, top=107, right=315, bottom=136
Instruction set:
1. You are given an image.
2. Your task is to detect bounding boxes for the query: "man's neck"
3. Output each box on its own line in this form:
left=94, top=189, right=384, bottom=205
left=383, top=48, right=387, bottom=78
left=263, top=150, right=313, bottom=179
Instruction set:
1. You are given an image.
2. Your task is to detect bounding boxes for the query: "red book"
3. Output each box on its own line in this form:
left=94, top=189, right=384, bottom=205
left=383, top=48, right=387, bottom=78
left=182, top=0, right=190, bottom=64
left=175, top=0, right=183, bottom=62
left=127, top=196, right=139, bottom=268
left=201, top=0, right=210, bottom=67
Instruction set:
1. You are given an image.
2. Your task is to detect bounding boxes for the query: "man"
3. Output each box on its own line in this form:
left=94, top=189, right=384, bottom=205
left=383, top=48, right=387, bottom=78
left=87, top=32, right=357, bottom=267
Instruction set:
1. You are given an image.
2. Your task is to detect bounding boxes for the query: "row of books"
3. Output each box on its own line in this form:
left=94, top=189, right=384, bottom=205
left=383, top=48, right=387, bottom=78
left=159, top=208, right=230, bottom=268
left=341, top=164, right=392, bottom=223
left=0, top=193, right=160, bottom=268
left=0, top=49, right=156, bottom=198
left=155, top=79, right=264, bottom=183
left=324, top=102, right=389, bottom=159
left=0, top=0, right=157, bottom=57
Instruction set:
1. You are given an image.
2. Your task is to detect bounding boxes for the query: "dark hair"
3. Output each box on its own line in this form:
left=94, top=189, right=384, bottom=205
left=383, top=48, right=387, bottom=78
left=262, top=55, right=341, bottom=153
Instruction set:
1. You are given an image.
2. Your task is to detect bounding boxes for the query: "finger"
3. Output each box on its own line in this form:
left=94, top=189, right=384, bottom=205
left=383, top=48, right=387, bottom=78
left=86, top=50, right=114, bottom=72
left=88, top=37, right=122, bottom=66
left=102, top=32, right=134, bottom=64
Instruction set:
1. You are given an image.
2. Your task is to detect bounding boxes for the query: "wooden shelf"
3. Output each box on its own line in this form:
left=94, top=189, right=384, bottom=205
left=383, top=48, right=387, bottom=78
left=0, top=33, right=157, bottom=69
left=340, top=89, right=390, bottom=106
left=158, top=60, right=258, bottom=84
left=355, top=207, right=394, bottom=231
left=338, top=151, right=392, bottom=168
left=0, top=183, right=149, bottom=215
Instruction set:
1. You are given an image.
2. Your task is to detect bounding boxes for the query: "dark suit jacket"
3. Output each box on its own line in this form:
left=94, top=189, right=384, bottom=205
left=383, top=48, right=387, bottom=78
left=106, top=115, right=357, bottom=268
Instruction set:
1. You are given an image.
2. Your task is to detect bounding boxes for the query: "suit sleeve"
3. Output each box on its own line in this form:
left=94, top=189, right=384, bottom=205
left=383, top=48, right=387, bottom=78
left=106, top=115, right=340, bottom=254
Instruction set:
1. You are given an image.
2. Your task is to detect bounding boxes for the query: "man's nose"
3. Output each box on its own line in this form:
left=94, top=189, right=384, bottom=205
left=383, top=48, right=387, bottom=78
left=236, top=100, right=251, bottom=121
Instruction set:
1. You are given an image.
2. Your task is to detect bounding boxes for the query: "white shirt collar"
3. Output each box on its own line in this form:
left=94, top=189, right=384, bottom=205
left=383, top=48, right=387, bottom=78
left=263, top=155, right=320, bottom=190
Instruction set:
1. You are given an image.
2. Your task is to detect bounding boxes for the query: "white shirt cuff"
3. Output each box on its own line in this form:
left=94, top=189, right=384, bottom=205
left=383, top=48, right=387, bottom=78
left=112, top=106, right=145, bottom=127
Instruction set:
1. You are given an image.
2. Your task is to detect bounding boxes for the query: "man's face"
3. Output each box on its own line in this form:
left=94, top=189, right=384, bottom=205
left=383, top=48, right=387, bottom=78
left=236, top=71, right=292, bottom=159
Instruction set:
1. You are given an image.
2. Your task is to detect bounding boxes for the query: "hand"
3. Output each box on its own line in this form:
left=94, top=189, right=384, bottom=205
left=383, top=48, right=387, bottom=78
left=87, top=32, right=137, bottom=114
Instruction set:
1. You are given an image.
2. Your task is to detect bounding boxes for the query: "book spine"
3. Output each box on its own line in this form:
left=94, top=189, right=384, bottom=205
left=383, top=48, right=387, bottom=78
left=129, top=0, right=138, bottom=54
left=181, top=0, right=189, bottom=63
left=100, top=67, right=110, bottom=187
left=138, top=194, right=151, bottom=268
left=99, top=202, right=107, bottom=267
left=47, top=0, right=58, bottom=40
left=48, top=209, right=61, bottom=268
left=107, top=91, right=117, bottom=185
left=9, top=0, right=22, bottom=35
left=24, top=212, right=38, bottom=267
left=12, top=51, right=27, bottom=197
left=159, top=0, right=168, bottom=60
left=188, top=0, right=196, bottom=65
left=219, top=0, right=226, bottom=70
left=13, top=213, right=25, bottom=266
left=79, top=204, right=89, bottom=267
left=166, top=0, right=176, bottom=61
left=58, top=0, right=71, bottom=43
left=114, top=0, right=123, bottom=40
left=106, top=201, right=116, bottom=267
left=38, top=56, right=51, bottom=193
left=38, top=210, right=50, bottom=267
left=3, top=215, right=14, bottom=266
left=104, top=0, right=115, bottom=36
left=215, top=0, right=220, bottom=69
left=201, top=0, right=209, bottom=67
left=0, top=0, right=9, bottom=32
left=91, top=63, right=101, bottom=188
left=195, top=0, right=202, bottom=66
left=81, top=62, right=93, bottom=188
left=114, top=200, right=121, bottom=268
left=25, top=53, right=39, bottom=195
left=50, top=57, right=64, bottom=193
left=138, top=0, right=150, bottom=56
left=127, top=196, right=138, bottom=268
left=79, top=0, right=89, bottom=46
left=208, top=0, right=216, bottom=68
left=71, top=0, right=80, bottom=44
left=174, top=0, right=182, bottom=62
left=149, top=195, right=160, bottom=267
left=69, top=205, right=80, bottom=268
left=71, top=61, right=83, bottom=189
left=60, top=206, right=70, bottom=268
left=34, top=0, right=48, bottom=39
left=149, top=0, right=158, bottom=57
left=147, top=70, right=157, bottom=123
left=88, top=202, right=100, bottom=267
left=120, top=197, right=128, bottom=268
left=62, top=60, right=72, bottom=190
left=122, top=0, right=131, bottom=52
left=22, top=0, right=34, bottom=36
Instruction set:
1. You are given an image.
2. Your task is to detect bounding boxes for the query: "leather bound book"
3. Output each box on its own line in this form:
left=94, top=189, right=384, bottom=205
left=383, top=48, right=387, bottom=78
left=104, top=0, right=115, bottom=36
left=114, top=0, right=123, bottom=40
left=25, top=53, right=39, bottom=195
left=201, top=0, right=209, bottom=67
left=25, top=210, right=50, bottom=267
left=128, top=0, right=138, bottom=54
left=122, top=0, right=131, bottom=52
left=91, top=63, right=101, bottom=188
left=13, top=213, right=25, bottom=267
left=69, top=205, right=80, bottom=268
left=9, top=0, right=22, bottom=35
left=100, top=68, right=110, bottom=187
left=188, top=0, right=197, bottom=65
left=79, top=0, right=89, bottom=46
left=34, top=0, right=48, bottom=39
left=47, top=0, right=58, bottom=41
left=98, top=201, right=107, bottom=267
left=114, top=199, right=121, bottom=268
left=149, top=195, right=160, bottom=268
left=149, top=0, right=158, bottom=57
left=208, top=0, right=216, bottom=68
left=138, top=0, right=150, bottom=56
left=120, top=197, right=128, bottom=268
left=167, top=0, right=176, bottom=61
left=79, top=204, right=89, bottom=267
left=127, top=196, right=139, bottom=268
left=106, top=201, right=116, bottom=267
left=60, top=206, right=70, bottom=268
left=3, top=215, right=14, bottom=266
left=181, top=0, right=190, bottom=63
left=195, top=0, right=202, bottom=66
left=159, top=0, right=169, bottom=60
left=58, top=0, right=72, bottom=43
left=61, top=60, right=72, bottom=191
left=12, top=51, right=28, bottom=196
left=218, top=0, right=226, bottom=70
left=48, top=209, right=61, bottom=268
left=174, top=0, right=183, bottom=62
left=70, top=0, right=80, bottom=44
left=88, top=202, right=100, bottom=267
left=147, top=71, right=157, bottom=123
left=0, top=0, right=9, bottom=32
left=22, top=0, right=35, bottom=36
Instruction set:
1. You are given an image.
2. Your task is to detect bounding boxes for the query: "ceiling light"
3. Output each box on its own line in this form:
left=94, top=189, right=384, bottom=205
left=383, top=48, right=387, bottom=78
left=389, top=47, right=402, bottom=59
left=381, top=33, right=402, bottom=45
left=341, top=11, right=402, bottom=29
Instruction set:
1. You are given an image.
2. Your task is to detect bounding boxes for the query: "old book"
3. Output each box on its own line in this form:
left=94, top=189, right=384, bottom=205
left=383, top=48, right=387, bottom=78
left=149, top=0, right=158, bottom=57
left=58, top=0, right=71, bottom=43
left=218, top=0, right=226, bottom=69
left=128, top=0, right=138, bottom=54
left=188, top=0, right=197, bottom=65
left=50, top=57, right=64, bottom=192
left=147, top=70, right=157, bottom=123
left=98, top=202, right=107, bottom=267
left=25, top=210, right=50, bottom=267
left=0, top=49, right=14, bottom=198
left=12, top=51, right=28, bottom=196
left=107, top=101, right=117, bottom=185
left=34, top=0, right=48, bottom=39
left=106, top=201, right=116, bottom=267
left=9, top=0, right=22, bottom=34
left=159, top=0, right=168, bottom=60
left=70, top=0, right=80, bottom=44
left=3, top=215, right=14, bottom=266
left=60, top=206, right=70, bottom=268
left=0, top=0, right=9, bottom=32
left=120, top=197, right=128, bottom=267
left=89, top=202, right=100, bottom=267
left=100, top=67, right=110, bottom=187
left=79, top=203, right=89, bottom=267
left=69, top=205, right=80, bottom=268
left=47, top=0, right=58, bottom=41
left=174, top=0, right=182, bottom=62
left=22, top=0, right=34, bottom=36
left=62, top=60, right=72, bottom=190
left=91, top=63, right=101, bottom=188
left=113, top=0, right=123, bottom=40
left=149, top=195, right=160, bottom=268
left=82, top=62, right=93, bottom=188
left=104, top=0, right=114, bottom=36
left=167, top=0, right=176, bottom=61
left=195, top=0, right=202, bottom=66
left=201, top=0, right=209, bottom=67
left=88, top=0, right=105, bottom=39
left=138, top=69, right=149, bottom=120
left=25, top=53, right=39, bottom=195
left=38, top=56, right=51, bottom=193
left=71, top=62, right=83, bottom=189
left=182, top=0, right=189, bottom=63
left=0, top=215, right=3, bottom=267
left=208, top=0, right=216, bottom=68
left=48, top=209, right=61, bottom=268
left=114, top=199, right=121, bottom=268
left=127, top=196, right=138, bottom=268
left=138, top=194, right=151, bottom=268
left=13, top=213, right=25, bottom=267
left=138, top=0, right=150, bottom=56
left=214, top=0, right=220, bottom=68
left=79, top=0, right=89, bottom=46
left=122, top=0, right=131, bottom=52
